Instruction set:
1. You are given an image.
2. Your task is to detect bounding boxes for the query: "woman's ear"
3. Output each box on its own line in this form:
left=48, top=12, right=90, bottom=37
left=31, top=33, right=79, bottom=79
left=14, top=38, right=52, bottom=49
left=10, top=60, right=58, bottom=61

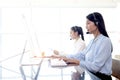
left=75, top=31, right=79, bottom=36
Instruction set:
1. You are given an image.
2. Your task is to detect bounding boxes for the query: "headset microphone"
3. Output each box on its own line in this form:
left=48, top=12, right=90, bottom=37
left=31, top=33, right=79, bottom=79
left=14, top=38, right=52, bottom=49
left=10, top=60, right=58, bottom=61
left=86, top=32, right=90, bottom=34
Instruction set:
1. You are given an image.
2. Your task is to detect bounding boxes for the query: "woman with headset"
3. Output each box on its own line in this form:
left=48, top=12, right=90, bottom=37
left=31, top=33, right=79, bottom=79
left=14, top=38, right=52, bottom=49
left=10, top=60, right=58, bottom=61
left=53, top=26, right=85, bottom=56
left=59, top=12, right=113, bottom=80
left=53, top=26, right=86, bottom=80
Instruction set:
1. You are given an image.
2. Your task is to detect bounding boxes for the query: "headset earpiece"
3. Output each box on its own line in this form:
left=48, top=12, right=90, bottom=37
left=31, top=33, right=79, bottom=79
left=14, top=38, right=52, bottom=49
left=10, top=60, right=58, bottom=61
left=96, top=21, right=98, bottom=25
left=93, top=13, right=99, bottom=26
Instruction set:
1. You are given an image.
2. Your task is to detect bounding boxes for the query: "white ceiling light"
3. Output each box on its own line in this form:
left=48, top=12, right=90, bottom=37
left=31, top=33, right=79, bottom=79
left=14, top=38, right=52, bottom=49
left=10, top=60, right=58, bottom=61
left=0, top=0, right=117, bottom=8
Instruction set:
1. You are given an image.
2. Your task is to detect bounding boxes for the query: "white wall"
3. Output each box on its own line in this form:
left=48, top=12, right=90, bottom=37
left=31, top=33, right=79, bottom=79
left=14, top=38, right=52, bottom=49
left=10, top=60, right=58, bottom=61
left=0, top=4, right=120, bottom=79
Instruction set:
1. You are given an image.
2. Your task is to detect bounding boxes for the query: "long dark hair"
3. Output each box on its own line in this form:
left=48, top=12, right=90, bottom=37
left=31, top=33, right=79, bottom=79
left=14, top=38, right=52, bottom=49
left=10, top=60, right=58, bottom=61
left=71, top=26, right=85, bottom=41
left=86, top=12, right=109, bottom=38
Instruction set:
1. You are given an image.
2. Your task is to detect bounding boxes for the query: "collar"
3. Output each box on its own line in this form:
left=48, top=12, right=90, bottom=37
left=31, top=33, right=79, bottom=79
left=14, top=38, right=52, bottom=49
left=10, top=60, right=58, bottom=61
left=93, top=34, right=103, bottom=42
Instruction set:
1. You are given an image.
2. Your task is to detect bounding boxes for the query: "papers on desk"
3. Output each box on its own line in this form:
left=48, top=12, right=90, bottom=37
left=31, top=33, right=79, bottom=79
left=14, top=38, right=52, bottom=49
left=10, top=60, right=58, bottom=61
left=50, top=59, right=67, bottom=67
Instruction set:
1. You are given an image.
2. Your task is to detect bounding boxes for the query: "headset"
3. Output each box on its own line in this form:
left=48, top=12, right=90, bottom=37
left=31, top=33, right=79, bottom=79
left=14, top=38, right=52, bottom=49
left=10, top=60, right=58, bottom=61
left=74, top=26, right=78, bottom=32
left=92, top=13, right=99, bottom=26
left=86, top=13, right=99, bottom=34
left=70, top=26, right=78, bottom=40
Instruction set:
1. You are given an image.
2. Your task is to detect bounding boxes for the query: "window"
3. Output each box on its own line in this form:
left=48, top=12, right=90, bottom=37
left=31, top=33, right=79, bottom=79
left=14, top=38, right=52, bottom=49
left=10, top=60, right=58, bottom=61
left=0, top=7, right=120, bottom=79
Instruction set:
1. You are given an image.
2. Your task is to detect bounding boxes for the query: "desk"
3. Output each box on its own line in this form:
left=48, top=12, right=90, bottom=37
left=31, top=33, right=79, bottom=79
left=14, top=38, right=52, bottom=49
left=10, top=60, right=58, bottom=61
left=19, top=57, right=72, bottom=80
left=49, top=59, right=78, bottom=80
left=19, top=57, right=101, bottom=80
left=19, top=57, right=43, bottom=80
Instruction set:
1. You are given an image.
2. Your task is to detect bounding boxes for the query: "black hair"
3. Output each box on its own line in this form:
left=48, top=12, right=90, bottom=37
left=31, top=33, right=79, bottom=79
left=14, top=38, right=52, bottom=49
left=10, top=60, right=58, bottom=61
left=71, top=26, right=85, bottom=41
left=86, top=12, right=109, bottom=38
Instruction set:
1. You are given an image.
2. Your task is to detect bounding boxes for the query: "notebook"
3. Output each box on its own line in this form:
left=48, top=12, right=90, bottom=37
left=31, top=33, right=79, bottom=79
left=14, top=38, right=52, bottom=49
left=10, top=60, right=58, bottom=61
left=50, top=58, right=67, bottom=67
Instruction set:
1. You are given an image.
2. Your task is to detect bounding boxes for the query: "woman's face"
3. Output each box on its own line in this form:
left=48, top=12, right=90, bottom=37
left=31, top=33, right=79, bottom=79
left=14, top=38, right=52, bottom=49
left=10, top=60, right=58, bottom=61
left=70, top=30, right=78, bottom=39
left=86, top=19, right=98, bottom=34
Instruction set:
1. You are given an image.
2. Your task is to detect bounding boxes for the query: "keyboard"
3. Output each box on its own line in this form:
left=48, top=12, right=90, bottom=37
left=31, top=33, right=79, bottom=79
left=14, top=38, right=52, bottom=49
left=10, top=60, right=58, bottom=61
left=50, top=59, right=67, bottom=67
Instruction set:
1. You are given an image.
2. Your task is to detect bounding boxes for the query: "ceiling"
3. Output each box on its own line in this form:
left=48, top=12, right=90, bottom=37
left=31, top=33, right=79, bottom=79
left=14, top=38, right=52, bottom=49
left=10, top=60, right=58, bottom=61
left=0, top=0, right=119, bottom=8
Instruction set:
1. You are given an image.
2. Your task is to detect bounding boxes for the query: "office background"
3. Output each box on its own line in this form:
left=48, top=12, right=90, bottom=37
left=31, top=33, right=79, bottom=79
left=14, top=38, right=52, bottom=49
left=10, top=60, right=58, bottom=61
left=0, top=0, right=120, bottom=80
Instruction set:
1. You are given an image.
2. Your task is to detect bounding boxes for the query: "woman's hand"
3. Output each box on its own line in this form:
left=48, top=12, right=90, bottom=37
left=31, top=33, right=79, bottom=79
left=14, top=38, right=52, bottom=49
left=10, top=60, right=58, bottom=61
left=53, top=50, right=59, bottom=55
left=62, top=58, right=80, bottom=65
left=47, top=54, right=80, bottom=65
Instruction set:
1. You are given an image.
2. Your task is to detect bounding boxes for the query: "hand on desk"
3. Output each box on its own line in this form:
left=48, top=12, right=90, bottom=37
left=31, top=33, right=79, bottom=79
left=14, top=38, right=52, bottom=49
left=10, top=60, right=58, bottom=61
left=53, top=50, right=59, bottom=55
left=43, top=54, right=80, bottom=66
left=51, top=55, right=66, bottom=59
left=49, top=55, right=80, bottom=65
left=62, top=58, right=80, bottom=65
